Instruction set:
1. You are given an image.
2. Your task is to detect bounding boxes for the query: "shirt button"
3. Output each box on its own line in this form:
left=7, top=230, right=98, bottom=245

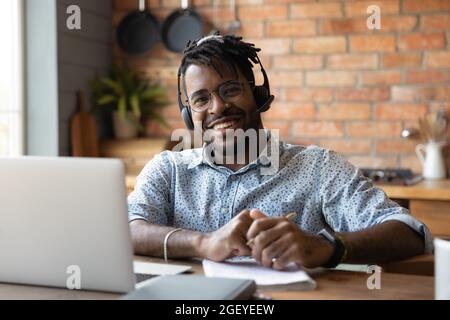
left=222, top=208, right=229, bottom=213
left=260, top=155, right=271, bottom=166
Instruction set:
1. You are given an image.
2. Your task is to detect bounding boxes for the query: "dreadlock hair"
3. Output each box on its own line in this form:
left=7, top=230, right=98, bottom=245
left=179, top=31, right=262, bottom=86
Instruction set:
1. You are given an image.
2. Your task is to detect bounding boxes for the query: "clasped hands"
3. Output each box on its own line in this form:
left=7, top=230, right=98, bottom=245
left=199, top=209, right=334, bottom=270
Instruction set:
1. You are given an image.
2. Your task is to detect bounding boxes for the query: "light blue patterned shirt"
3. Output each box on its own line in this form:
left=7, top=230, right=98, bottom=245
left=128, top=140, right=433, bottom=254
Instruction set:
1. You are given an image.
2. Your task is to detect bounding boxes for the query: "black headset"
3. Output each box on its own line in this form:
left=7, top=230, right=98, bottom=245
left=177, top=44, right=274, bottom=130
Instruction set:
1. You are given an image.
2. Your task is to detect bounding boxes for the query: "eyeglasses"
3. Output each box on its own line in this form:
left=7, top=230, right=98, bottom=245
left=187, top=80, right=245, bottom=112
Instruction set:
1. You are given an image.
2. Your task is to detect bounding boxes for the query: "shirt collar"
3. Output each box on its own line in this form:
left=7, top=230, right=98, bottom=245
left=187, top=149, right=204, bottom=169
left=187, top=129, right=278, bottom=171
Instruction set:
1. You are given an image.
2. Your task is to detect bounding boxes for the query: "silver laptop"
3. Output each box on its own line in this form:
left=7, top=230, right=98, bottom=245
left=0, top=156, right=137, bottom=293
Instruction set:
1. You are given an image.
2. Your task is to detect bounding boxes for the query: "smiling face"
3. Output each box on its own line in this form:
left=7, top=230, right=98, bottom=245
left=184, top=62, right=262, bottom=153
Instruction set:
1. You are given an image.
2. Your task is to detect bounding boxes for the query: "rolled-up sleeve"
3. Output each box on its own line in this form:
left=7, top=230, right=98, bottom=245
left=319, top=149, right=433, bottom=254
left=127, top=151, right=173, bottom=225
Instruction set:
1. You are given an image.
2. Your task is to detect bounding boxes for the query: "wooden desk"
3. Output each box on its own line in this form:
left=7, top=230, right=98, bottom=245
left=0, top=256, right=434, bottom=300
left=383, top=255, right=434, bottom=276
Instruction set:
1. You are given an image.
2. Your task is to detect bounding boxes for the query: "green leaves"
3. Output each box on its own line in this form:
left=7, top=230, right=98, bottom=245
left=90, top=63, right=169, bottom=131
left=117, top=96, right=127, bottom=120
left=129, top=94, right=141, bottom=119
left=100, top=78, right=122, bottom=95
left=141, top=86, right=166, bottom=101
left=97, top=94, right=116, bottom=105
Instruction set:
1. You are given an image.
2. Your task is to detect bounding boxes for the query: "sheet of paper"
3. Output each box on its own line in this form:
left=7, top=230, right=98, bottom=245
left=334, top=263, right=370, bottom=273
left=133, top=261, right=191, bottom=275
left=203, top=258, right=316, bottom=288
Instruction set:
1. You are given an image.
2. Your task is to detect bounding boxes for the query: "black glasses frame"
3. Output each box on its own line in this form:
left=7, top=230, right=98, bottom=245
left=186, top=80, right=249, bottom=113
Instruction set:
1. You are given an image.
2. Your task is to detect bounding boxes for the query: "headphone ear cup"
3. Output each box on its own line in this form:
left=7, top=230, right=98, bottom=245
left=253, top=85, right=270, bottom=112
left=181, top=107, right=194, bottom=130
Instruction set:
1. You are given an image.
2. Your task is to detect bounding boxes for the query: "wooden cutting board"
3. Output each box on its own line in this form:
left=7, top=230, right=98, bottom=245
left=70, top=91, right=99, bottom=157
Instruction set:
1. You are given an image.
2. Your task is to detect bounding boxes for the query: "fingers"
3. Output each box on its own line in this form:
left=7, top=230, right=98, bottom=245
left=228, top=209, right=297, bottom=260
left=249, top=208, right=267, bottom=220
left=234, top=209, right=253, bottom=228
left=246, top=217, right=288, bottom=240
left=247, top=221, right=303, bottom=269
left=259, top=234, right=292, bottom=268
left=272, top=245, right=299, bottom=270
left=251, top=225, right=293, bottom=266
left=231, top=209, right=252, bottom=237
left=227, top=210, right=253, bottom=258
left=232, top=234, right=253, bottom=257
left=251, top=230, right=282, bottom=264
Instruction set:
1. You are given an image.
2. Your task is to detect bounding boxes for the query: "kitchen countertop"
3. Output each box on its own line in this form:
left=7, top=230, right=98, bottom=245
left=377, top=179, right=450, bottom=201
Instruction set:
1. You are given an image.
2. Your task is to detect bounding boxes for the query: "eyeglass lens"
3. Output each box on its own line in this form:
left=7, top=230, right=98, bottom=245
left=190, top=81, right=243, bottom=111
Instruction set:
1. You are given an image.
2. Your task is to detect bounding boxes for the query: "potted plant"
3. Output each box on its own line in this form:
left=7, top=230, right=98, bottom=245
left=90, top=64, right=168, bottom=139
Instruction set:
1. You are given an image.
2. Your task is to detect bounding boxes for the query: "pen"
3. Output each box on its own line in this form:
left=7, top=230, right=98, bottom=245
left=246, top=212, right=298, bottom=248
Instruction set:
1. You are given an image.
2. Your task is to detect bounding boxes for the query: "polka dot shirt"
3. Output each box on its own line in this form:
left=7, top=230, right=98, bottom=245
left=128, top=141, right=433, bottom=254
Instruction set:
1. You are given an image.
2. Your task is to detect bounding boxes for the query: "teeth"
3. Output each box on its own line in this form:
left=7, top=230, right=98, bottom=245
left=213, top=120, right=237, bottom=130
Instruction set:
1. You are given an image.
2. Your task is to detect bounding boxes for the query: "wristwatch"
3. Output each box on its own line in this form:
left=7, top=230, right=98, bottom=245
left=318, top=228, right=347, bottom=268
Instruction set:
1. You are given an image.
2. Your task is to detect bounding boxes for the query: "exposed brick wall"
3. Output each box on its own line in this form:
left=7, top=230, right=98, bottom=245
left=113, top=0, right=450, bottom=173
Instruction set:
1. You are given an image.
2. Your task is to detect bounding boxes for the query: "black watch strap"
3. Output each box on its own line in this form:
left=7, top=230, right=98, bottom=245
left=318, top=229, right=346, bottom=268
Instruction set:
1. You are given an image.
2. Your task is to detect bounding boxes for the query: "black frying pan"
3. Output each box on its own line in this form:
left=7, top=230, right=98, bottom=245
left=161, top=0, right=203, bottom=53
left=117, top=0, right=159, bottom=55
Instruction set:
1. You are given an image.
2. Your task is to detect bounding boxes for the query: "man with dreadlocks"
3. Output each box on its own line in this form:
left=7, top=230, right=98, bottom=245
left=128, top=33, right=432, bottom=270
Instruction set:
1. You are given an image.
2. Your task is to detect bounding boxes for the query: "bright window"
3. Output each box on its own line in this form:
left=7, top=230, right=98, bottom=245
left=0, top=0, right=24, bottom=156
